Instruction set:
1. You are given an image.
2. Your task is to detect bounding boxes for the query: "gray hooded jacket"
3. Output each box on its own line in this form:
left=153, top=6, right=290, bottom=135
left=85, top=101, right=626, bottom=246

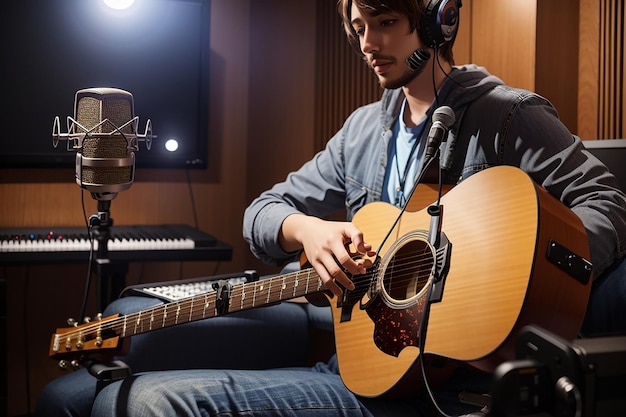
left=243, top=65, right=626, bottom=277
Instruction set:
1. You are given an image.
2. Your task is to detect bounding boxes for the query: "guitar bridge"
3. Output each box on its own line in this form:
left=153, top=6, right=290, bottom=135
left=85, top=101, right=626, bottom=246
left=429, top=232, right=452, bottom=303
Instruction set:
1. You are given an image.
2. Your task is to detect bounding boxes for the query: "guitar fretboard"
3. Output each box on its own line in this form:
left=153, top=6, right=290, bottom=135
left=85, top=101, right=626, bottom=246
left=51, top=268, right=326, bottom=354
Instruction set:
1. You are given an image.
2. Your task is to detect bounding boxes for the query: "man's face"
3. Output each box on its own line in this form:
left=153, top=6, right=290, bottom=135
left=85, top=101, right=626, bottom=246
left=349, top=3, right=427, bottom=89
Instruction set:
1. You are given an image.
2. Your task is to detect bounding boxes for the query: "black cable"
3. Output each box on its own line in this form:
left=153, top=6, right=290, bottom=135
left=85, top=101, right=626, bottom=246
left=414, top=50, right=461, bottom=417
left=81, top=190, right=89, bottom=230
left=436, top=50, right=465, bottom=89
left=185, top=167, right=199, bottom=229
left=416, top=157, right=458, bottom=417
left=432, top=45, right=440, bottom=107
left=417, top=281, right=456, bottom=417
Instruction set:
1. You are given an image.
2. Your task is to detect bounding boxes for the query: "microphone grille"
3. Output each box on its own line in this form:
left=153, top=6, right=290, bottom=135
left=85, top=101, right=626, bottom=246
left=75, top=88, right=135, bottom=185
left=432, top=106, right=455, bottom=128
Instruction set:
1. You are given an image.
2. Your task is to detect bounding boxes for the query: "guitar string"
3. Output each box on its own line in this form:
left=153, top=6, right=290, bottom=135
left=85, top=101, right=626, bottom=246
left=55, top=256, right=435, bottom=346
left=54, top=251, right=435, bottom=345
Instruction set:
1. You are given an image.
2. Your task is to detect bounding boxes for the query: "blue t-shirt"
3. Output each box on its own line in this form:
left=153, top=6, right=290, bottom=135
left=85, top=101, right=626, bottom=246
left=382, top=100, right=427, bottom=207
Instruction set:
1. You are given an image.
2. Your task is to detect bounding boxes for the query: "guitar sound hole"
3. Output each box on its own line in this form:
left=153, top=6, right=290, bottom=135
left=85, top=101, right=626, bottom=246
left=384, top=239, right=434, bottom=302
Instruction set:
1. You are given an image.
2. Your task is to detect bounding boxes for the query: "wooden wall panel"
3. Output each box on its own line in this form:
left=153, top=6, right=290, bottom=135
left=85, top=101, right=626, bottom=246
left=469, top=0, right=536, bottom=91
left=578, top=0, right=626, bottom=139
left=578, top=0, right=600, bottom=139
left=535, top=1, right=580, bottom=134
left=314, top=0, right=380, bottom=151
left=598, top=0, right=625, bottom=138
left=453, top=0, right=472, bottom=66
left=243, top=0, right=317, bottom=273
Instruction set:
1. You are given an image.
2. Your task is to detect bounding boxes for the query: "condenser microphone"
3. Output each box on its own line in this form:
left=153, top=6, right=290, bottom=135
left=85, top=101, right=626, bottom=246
left=52, top=88, right=153, bottom=201
left=424, top=105, right=455, bottom=160
left=406, top=48, right=431, bottom=71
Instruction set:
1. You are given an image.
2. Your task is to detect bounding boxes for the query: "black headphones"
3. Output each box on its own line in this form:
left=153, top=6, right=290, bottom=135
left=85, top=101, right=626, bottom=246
left=418, top=0, right=462, bottom=48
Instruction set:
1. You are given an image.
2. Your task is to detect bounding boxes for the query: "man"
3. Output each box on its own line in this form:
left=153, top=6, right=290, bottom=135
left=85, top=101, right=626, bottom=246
left=38, top=0, right=626, bottom=416
left=244, top=0, right=626, bottom=335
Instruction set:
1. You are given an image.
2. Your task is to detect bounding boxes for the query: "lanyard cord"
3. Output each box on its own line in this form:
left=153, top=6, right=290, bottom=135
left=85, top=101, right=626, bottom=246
left=393, top=121, right=427, bottom=207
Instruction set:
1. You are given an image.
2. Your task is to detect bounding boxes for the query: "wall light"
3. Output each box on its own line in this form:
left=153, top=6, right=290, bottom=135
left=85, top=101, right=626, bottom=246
left=165, top=139, right=179, bottom=152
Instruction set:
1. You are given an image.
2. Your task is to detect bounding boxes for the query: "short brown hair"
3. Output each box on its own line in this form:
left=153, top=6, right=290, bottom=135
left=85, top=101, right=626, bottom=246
left=337, top=0, right=455, bottom=63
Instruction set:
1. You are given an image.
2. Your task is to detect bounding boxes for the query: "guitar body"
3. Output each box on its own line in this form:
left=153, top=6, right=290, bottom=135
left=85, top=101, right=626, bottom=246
left=327, top=166, right=592, bottom=397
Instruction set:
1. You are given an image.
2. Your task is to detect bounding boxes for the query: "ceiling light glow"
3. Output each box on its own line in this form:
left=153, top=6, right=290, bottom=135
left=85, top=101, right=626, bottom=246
left=102, top=0, right=136, bottom=11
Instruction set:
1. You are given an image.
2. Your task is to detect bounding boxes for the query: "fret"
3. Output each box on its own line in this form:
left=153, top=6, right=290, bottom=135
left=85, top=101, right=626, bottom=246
left=296, top=268, right=310, bottom=296
left=240, top=284, right=247, bottom=310
left=122, top=315, right=128, bottom=337
left=227, top=294, right=233, bottom=314
left=175, top=303, right=181, bottom=324
left=251, top=281, right=257, bottom=307
left=253, top=280, right=269, bottom=307
left=305, top=271, right=311, bottom=295
left=202, top=293, right=210, bottom=318
left=235, top=286, right=245, bottom=313
left=161, top=305, right=168, bottom=328
left=134, top=311, right=142, bottom=334
left=309, top=270, right=316, bottom=297
left=293, top=274, right=299, bottom=298
left=189, top=297, right=194, bottom=322
left=280, top=275, right=286, bottom=300
left=259, top=280, right=267, bottom=305
left=213, top=297, right=219, bottom=317
left=265, top=279, right=272, bottom=304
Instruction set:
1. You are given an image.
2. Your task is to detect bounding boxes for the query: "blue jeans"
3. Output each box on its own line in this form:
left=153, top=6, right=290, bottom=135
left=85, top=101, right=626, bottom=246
left=89, top=359, right=489, bottom=417
left=36, top=296, right=488, bottom=417
left=581, top=255, right=626, bottom=336
left=36, top=257, right=625, bottom=417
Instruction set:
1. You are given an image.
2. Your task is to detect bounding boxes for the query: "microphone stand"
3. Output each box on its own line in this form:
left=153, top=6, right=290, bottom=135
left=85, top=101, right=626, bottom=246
left=90, top=199, right=113, bottom=313
left=80, top=198, right=133, bottom=394
left=89, top=198, right=127, bottom=312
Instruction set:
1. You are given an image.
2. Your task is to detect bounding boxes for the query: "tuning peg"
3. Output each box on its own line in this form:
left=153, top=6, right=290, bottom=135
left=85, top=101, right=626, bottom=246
left=58, top=360, right=69, bottom=370
left=67, top=318, right=77, bottom=326
left=83, top=316, right=91, bottom=323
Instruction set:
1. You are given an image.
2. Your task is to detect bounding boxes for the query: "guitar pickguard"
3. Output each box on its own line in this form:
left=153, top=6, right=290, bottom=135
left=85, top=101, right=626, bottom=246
left=364, top=230, right=451, bottom=357
left=367, top=292, right=427, bottom=357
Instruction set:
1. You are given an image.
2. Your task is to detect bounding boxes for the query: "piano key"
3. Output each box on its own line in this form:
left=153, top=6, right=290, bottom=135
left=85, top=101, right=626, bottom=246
left=0, top=225, right=231, bottom=264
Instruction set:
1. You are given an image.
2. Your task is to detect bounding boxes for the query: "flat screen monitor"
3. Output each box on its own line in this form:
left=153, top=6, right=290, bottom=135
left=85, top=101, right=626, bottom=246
left=583, top=139, right=626, bottom=191
left=0, top=0, right=210, bottom=169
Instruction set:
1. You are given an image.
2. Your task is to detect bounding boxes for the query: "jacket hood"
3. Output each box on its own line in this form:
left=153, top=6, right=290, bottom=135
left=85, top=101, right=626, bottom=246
left=380, top=64, right=505, bottom=126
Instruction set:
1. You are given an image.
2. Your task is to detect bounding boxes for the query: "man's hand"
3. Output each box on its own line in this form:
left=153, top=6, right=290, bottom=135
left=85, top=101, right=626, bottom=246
left=279, top=214, right=376, bottom=297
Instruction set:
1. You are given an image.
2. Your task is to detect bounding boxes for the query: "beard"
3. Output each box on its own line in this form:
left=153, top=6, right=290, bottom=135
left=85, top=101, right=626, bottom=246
left=371, top=55, right=427, bottom=89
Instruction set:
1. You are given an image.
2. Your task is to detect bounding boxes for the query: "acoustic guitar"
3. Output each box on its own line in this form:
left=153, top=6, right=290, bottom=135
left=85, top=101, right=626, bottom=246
left=49, top=166, right=593, bottom=398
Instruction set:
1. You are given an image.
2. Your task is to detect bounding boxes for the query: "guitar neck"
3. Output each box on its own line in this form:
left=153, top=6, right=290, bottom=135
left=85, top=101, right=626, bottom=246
left=121, top=268, right=325, bottom=336
left=50, top=267, right=326, bottom=358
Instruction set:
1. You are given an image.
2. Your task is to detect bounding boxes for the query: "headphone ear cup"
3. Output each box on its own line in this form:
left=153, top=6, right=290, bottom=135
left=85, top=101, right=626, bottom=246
left=418, top=0, right=460, bottom=48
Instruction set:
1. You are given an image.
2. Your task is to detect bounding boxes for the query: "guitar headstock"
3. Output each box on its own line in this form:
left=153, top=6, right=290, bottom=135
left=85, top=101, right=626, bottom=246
left=49, top=313, right=122, bottom=364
